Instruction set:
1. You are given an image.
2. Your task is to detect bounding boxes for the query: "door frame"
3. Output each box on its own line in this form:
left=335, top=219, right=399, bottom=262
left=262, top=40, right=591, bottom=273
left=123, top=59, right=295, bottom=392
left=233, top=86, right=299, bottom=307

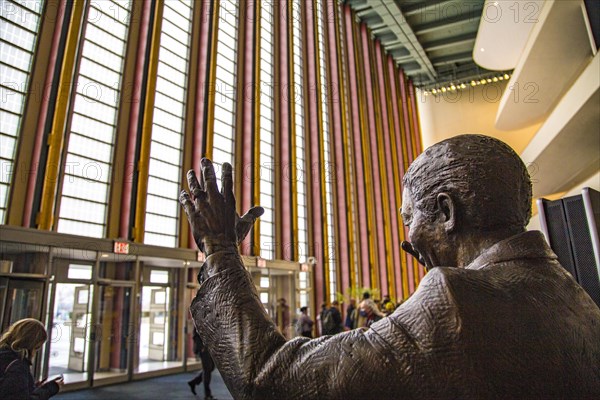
left=90, top=275, right=137, bottom=387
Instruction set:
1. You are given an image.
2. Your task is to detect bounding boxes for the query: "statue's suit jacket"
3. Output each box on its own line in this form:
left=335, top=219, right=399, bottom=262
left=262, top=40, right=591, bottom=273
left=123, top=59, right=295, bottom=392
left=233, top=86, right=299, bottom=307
left=191, top=231, right=600, bottom=399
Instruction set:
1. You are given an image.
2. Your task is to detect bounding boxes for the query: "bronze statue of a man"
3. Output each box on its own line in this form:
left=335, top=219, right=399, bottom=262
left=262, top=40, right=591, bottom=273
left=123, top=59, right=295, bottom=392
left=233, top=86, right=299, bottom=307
left=180, top=134, right=600, bottom=399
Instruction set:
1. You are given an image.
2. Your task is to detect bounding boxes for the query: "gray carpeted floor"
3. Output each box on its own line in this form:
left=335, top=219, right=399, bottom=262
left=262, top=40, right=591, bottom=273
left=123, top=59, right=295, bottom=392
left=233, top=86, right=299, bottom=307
left=55, top=370, right=233, bottom=400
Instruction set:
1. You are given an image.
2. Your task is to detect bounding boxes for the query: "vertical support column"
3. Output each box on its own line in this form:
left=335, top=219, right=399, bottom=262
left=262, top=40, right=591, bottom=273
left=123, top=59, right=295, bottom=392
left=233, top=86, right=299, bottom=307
left=193, top=0, right=216, bottom=167
left=184, top=0, right=217, bottom=249
left=324, top=0, right=349, bottom=301
left=274, top=0, right=292, bottom=260
left=132, top=0, right=165, bottom=243
left=343, top=5, right=370, bottom=289
left=118, top=0, right=152, bottom=240
left=398, top=69, right=414, bottom=166
left=397, top=68, right=416, bottom=294
left=387, top=56, right=407, bottom=300
left=360, top=24, right=387, bottom=296
left=374, top=42, right=400, bottom=300
left=407, top=80, right=425, bottom=280
left=289, top=0, right=300, bottom=262
left=335, top=3, right=357, bottom=295
left=303, top=0, right=325, bottom=308
left=201, top=0, right=219, bottom=162
left=20, top=0, right=68, bottom=227
left=236, top=0, right=258, bottom=256
left=408, top=80, right=423, bottom=156
left=36, top=0, right=85, bottom=230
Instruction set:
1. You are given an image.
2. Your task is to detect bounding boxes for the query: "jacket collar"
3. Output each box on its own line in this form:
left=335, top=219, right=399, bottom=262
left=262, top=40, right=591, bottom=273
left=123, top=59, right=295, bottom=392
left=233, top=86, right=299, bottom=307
left=466, top=231, right=557, bottom=270
left=0, top=347, right=31, bottom=365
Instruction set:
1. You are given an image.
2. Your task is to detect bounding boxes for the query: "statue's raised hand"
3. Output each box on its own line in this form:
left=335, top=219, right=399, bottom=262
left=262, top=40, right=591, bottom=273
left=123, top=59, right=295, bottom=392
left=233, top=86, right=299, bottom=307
left=179, top=159, right=263, bottom=255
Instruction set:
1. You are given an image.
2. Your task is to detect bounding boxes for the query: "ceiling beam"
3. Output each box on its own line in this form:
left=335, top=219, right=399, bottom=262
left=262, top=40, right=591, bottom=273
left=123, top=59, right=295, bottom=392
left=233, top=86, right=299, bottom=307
left=431, top=51, right=473, bottom=66
left=347, top=0, right=370, bottom=12
left=414, top=12, right=479, bottom=35
left=424, top=32, right=477, bottom=52
left=401, top=0, right=455, bottom=17
left=367, top=0, right=437, bottom=81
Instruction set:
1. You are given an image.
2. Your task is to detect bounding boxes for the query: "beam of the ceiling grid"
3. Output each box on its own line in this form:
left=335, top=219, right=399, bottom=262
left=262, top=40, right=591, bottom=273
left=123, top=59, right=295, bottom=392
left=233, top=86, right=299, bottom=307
left=414, top=11, right=480, bottom=36
left=367, top=0, right=437, bottom=81
left=385, top=40, right=403, bottom=48
left=424, top=32, right=476, bottom=52
left=372, top=26, right=390, bottom=35
left=395, top=55, right=415, bottom=64
left=356, top=8, right=374, bottom=18
left=401, top=0, right=456, bottom=17
left=347, top=0, right=370, bottom=12
left=431, top=51, right=473, bottom=66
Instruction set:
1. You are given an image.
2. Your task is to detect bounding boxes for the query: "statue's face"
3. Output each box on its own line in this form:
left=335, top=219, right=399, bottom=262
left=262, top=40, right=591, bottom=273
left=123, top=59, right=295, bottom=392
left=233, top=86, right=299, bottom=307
left=401, top=188, right=446, bottom=269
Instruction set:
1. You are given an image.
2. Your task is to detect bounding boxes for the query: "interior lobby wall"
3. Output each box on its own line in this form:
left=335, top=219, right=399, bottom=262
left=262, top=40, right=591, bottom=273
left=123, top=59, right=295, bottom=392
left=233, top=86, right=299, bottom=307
left=417, top=81, right=541, bottom=154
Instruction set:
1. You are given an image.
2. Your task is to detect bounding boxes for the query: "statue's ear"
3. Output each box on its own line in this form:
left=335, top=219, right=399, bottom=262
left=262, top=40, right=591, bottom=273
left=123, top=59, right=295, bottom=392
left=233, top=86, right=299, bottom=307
left=436, top=192, right=456, bottom=232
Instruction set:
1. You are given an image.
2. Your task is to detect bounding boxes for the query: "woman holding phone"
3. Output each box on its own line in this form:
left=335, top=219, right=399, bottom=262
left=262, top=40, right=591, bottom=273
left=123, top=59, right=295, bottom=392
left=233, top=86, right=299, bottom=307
left=0, top=318, right=63, bottom=399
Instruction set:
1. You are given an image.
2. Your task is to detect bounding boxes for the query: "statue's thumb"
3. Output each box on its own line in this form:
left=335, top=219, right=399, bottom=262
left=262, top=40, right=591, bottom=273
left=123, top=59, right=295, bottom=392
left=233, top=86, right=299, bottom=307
left=236, top=207, right=265, bottom=242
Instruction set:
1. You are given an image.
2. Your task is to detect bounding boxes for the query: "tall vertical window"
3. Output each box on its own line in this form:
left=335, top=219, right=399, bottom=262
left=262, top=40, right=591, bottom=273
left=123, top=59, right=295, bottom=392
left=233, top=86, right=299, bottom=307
left=292, top=0, right=308, bottom=264
left=0, top=0, right=44, bottom=223
left=143, top=0, right=193, bottom=247
left=258, top=0, right=275, bottom=260
left=316, top=0, right=337, bottom=301
left=57, top=0, right=132, bottom=237
left=338, top=2, right=359, bottom=286
left=211, top=0, right=239, bottom=168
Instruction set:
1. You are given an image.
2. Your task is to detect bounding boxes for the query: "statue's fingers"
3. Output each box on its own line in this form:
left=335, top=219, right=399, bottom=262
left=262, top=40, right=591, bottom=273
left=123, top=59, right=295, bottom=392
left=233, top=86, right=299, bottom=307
left=236, top=206, right=264, bottom=242
left=246, top=206, right=264, bottom=220
left=179, top=190, right=195, bottom=216
left=187, top=170, right=202, bottom=198
left=198, top=164, right=205, bottom=191
left=201, top=158, right=221, bottom=202
left=221, top=162, right=234, bottom=204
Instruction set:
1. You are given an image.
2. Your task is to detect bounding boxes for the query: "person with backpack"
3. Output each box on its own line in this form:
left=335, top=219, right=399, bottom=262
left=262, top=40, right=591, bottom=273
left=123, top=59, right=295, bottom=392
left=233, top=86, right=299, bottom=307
left=296, top=307, right=314, bottom=338
left=321, top=301, right=343, bottom=335
left=0, top=319, right=63, bottom=400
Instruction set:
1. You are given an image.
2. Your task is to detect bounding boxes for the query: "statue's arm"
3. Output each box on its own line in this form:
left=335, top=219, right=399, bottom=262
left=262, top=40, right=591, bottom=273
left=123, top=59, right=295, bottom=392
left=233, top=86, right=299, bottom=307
left=191, top=250, right=413, bottom=399
left=180, top=160, right=417, bottom=399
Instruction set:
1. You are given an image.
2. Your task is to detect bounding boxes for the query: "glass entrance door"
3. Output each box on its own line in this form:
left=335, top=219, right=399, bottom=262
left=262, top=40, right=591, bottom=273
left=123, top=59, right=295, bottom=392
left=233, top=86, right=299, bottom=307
left=148, top=288, right=167, bottom=361
left=47, top=283, right=92, bottom=384
left=0, top=278, right=45, bottom=331
left=93, top=283, right=133, bottom=384
left=135, top=265, right=183, bottom=374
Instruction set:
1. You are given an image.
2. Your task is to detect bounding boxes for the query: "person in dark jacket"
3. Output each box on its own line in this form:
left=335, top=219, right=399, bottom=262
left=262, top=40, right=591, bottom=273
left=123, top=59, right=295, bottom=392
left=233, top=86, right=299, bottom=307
left=187, top=329, right=215, bottom=399
left=0, top=318, right=63, bottom=400
left=344, top=299, right=357, bottom=330
left=322, top=301, right=343, bottom=335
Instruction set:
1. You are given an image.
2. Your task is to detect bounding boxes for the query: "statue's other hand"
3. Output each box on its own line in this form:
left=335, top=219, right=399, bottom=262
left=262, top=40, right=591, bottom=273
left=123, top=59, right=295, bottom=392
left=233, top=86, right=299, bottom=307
left=401, top=241, right=426, bottom=267
left=180, top=159, right=263, bottom=255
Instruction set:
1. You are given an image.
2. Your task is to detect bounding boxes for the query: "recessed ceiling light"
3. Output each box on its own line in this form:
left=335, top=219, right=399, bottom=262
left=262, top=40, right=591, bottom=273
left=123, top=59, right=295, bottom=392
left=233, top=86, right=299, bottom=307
left=480, top=48, right=485, bottom=52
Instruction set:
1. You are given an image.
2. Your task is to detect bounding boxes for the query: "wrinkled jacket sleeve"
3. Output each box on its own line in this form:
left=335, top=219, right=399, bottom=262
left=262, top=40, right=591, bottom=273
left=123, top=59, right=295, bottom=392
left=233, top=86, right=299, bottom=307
left=2, top=360, right=59, bottom=400
left=190, top=251, right=421, bottom=400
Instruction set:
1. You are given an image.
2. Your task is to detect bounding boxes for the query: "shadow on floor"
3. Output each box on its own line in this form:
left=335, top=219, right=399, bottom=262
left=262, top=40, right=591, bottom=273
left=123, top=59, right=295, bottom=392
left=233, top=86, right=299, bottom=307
left=55, top=370, right=233, bottom=400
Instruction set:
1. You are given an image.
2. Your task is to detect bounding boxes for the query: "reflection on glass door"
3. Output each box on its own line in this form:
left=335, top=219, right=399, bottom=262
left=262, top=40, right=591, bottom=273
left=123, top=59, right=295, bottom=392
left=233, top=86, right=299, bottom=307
left=68, top=286, right=90, bottom=371
left=93, top=285, right=132, bottom=382
left=138, top=286, right=169, bottom=372
left=1, top=279, right=44, bottom=331
left=135, top=266, right=183, bottom=374
left=148, top=288, right=167, bottom=361
left=48, top=283, right=91, bottom=384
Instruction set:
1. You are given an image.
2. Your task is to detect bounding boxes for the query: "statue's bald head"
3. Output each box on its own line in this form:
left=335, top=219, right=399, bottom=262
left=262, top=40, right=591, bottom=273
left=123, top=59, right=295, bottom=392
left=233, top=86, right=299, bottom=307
left=403, top=134, right=532, bottom=233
